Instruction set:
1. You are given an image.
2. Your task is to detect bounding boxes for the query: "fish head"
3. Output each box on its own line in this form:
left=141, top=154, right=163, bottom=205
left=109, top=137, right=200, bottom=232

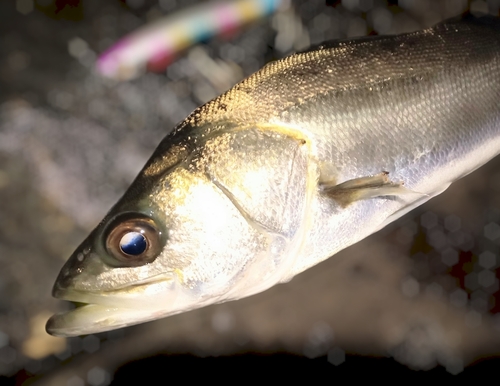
left=47, top=124, right=312, bottom=337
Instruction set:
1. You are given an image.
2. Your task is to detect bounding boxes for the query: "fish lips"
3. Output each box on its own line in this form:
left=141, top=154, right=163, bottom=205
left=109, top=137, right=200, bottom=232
left=47, top=274, right=179, bottom=337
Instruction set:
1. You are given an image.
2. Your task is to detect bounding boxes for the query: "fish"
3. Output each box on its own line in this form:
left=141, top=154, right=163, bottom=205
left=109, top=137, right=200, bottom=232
left=47, top=15, right=500, bottom=337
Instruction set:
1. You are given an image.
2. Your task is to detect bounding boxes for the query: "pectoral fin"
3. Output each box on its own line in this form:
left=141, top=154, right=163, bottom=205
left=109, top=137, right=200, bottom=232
left=320, top=172, right=426, bottom=207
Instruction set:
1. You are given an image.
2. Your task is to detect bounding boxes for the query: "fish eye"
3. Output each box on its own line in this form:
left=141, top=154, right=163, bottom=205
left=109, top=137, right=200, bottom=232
left=119, top=231, right=147, bottom=255
left=105, top=214, right=163, bottom=266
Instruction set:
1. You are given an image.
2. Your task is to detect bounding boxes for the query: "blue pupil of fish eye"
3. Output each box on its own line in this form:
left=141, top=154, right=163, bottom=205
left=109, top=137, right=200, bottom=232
left=119, top=232, right=147, bottom=256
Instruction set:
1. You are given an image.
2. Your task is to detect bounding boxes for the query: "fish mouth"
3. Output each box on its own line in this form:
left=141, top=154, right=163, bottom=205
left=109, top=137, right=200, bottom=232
left=46, top=274, right=178, bottom=337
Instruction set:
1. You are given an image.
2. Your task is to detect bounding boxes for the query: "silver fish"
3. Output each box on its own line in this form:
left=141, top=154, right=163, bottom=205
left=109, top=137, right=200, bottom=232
left=47, top=15, right=500, bottom=337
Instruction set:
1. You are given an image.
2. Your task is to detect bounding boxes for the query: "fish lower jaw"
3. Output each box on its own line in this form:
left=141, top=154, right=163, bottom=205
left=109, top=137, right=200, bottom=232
left=46, top=302, right=173, bottom=337
left=46, top=290, right=191, bottom=337
left=47, top=280, right=193, bottom=337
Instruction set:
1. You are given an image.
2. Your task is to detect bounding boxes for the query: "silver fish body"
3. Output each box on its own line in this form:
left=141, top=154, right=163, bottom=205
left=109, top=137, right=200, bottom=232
left=47, top=15, right=500, bottom=337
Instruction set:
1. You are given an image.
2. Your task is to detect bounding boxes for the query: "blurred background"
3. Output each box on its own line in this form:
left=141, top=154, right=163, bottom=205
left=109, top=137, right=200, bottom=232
left=2, top=0, right=500, bottom=384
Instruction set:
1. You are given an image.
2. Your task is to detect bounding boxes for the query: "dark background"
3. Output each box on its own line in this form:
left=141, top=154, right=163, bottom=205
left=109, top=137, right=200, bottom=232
left=2, top=0, right=500, bottom=384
